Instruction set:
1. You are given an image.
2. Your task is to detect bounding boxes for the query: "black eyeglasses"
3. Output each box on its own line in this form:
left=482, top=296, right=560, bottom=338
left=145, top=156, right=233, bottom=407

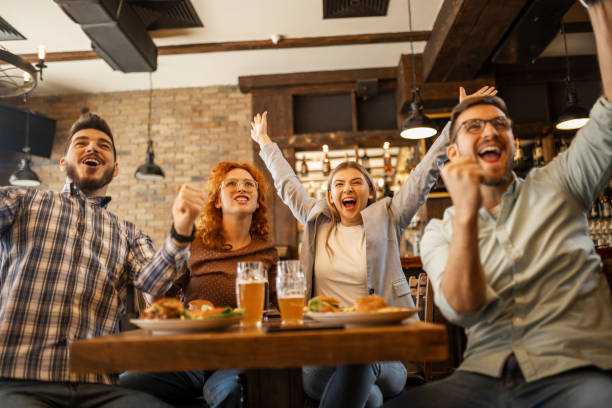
left=455, top=116, right=512, bottom=136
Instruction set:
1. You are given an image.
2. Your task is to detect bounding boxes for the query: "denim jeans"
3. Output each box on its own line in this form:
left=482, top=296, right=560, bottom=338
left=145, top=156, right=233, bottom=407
left=120, top=369, right=242, bottom=408
left=303, top=362, right=407, bottom=408
left=0, top=378, right=171, bottom=408
left=384, top=354, right=612, bottom=408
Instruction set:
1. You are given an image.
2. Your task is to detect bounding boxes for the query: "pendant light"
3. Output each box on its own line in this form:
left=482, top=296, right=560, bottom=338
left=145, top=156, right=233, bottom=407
left=554, top=23, right=589, bottom=131
left=135, top=73, right=165, bottom=181
left=10, top=95, right=41, bottom=187
left=400, top=0, right=437, bottom=139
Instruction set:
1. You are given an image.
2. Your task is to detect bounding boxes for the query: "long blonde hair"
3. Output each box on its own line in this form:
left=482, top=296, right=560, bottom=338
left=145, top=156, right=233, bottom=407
left=324, top=161, right=377, bottom=257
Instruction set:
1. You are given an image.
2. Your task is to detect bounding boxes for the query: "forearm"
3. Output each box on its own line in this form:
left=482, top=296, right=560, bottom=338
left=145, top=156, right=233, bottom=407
left=588, top=1, right=612, bottom=101
left=441, top=215, right=488, bottom=313
left=260, top=143, right=315, bottom=224
left=133, top=236, right=190, bottom=296
left=393, top=122, right=450, bottom=226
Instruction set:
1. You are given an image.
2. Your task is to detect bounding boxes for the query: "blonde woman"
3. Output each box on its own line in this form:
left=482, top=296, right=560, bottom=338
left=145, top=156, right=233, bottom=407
left=249, top=86, right=496, bottom=407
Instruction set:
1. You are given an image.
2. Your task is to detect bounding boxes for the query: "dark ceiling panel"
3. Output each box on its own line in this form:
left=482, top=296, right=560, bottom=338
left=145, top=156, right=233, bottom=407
left=323, top=0, right=389, bottom=19
left=0, top=16, right=26, bottom=41
left=128, top=0, right=203, bottom=30
left=492, top=0, right=575, bottom=64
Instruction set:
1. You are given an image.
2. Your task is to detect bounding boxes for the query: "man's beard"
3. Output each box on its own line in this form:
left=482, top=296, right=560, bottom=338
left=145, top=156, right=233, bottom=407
left=65, top=162, right=114, bottom=195
left=482, top=157, right=514, bottom=187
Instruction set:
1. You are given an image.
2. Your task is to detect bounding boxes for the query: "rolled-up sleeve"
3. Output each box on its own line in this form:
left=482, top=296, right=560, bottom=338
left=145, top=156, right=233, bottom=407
left=421, top=217, right=500, bottom=328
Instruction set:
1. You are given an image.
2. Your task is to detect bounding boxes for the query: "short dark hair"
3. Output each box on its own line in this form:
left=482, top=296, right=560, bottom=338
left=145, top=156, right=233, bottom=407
left=449, top=96, right=510, bottom=142
left=65, top=113, right=116, bottom=159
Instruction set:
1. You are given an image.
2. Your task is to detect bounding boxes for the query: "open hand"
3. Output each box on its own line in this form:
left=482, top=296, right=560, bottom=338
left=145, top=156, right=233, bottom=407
left=171, top=184, right=205, bottom=239
left=250, top=112, right=272, bottom=148
left=442, top=157, right=484, bottom=221
left=459, top=86, right=498, bottom=103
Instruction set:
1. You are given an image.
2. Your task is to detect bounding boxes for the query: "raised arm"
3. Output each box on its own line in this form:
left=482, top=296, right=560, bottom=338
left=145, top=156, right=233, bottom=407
left=251, top=112, right=317, bottom=225
left=544, top=0, right=612, bottom=207
left=392, top=86, right=498, bottom=229
left=133, top=184, right=205, bottom=296
left=589, top=1, right=612, bottom=102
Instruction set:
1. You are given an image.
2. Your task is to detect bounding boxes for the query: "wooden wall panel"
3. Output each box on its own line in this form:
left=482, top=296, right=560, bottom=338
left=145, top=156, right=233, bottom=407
left=251, top=92, right=298, bottom=257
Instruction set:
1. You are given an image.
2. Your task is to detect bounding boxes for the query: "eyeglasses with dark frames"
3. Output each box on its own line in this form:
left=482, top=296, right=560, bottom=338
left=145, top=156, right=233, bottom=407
left=455, top=116, right=513, bottom=137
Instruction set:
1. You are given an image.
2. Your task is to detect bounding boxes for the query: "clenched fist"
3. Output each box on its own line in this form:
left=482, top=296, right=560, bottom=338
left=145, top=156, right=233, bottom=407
left=172, top=184, right=205, bottom=238
left=442, top=157, right=484, bottom=221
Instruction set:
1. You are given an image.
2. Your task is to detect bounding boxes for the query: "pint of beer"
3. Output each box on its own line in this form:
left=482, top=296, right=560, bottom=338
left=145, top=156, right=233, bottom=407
left=236, top=262, right=267, bottom=327
left=276, top=260, right=306, bottom=325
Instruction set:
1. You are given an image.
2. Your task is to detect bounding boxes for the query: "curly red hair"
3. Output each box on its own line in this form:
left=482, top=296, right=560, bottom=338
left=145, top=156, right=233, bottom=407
left=196, top=162, right=270, bottom=250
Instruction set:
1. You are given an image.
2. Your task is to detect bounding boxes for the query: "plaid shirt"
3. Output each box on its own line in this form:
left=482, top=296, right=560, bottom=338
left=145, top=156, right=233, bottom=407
left=0, top=182, right=189, bottom=385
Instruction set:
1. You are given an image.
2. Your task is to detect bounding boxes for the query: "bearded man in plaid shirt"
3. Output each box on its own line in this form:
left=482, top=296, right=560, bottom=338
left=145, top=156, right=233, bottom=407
left=0, top=113, right=205, bottom=407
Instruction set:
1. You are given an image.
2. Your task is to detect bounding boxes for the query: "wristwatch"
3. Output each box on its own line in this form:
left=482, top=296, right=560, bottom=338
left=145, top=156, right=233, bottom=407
left=170, top=224, right=195, bottom=243
left=579, top=0, right=597, bottom=7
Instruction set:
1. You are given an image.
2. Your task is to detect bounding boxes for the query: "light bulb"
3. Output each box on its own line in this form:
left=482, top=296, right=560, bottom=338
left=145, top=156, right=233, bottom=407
left=37, top=45, right=46, bottom=60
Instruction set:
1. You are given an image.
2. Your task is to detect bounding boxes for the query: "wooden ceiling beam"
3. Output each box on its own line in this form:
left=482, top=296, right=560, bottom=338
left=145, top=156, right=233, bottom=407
left=422, top=0, right=530, bottom=82
left=16, top=31, right=430, bottom=65
left=239, top=67, right=397, bottom=93
left=396, top=54, right=494, bottom=114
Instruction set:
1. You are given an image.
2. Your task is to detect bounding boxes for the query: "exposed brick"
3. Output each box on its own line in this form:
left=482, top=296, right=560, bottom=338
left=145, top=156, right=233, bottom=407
left=24, top=86, right=253, bottom=247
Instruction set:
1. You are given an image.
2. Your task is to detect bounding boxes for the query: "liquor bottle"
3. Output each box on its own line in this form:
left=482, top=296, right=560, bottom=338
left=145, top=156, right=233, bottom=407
left=513, top=138, right=527, bottom=173
left=299, top=156, right=309, bottom=177
left=601, top=193, right=611, bottom=219
left=322, top=144, right=331, bottom=176
left=361, top=150, right=371, bottom=172
left=383, top=141, right=393, bottom=175
left=559, top=137, right=568, bottom=153
left=590, top=200, right=600, bottom=219
left=532, top=138, right=544, bottom=168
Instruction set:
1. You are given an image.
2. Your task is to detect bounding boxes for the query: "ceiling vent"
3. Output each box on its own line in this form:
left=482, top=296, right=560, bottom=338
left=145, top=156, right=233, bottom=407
left=129, top=0, right=203, bottom=30
left=0, top=16, right=26, bottom=41
left=53, top=0, right=153, bottom=72
left=323, top=0, right=389, bottom=19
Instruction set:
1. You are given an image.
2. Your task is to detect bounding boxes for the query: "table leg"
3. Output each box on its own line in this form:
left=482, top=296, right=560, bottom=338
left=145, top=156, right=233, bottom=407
left=245, top=368, right=305, bottom=408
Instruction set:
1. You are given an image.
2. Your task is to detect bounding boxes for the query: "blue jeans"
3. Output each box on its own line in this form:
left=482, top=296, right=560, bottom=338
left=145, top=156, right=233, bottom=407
left=303, top=362, right=407, bottom=408
left=120, top=369, right=242, bottom=408
left=384, top=355, right=612, bottom=408
left=0, top=378, right=171, bottom=407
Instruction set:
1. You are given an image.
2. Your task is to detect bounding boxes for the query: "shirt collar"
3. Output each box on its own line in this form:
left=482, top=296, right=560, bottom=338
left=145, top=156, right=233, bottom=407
left=61, top=180, right=112, bottom=208
left=477, top=172, right=523, bottom=222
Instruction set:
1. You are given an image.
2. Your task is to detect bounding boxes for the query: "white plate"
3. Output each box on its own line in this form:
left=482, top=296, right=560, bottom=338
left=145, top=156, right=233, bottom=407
left=304, top=309, right=417, bottom=327
left=130, top=316, right=242, bottom=335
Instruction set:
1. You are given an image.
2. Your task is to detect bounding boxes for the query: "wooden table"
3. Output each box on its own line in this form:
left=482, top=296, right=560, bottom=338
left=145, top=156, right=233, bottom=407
left=71, top=320, right=448, bottom=407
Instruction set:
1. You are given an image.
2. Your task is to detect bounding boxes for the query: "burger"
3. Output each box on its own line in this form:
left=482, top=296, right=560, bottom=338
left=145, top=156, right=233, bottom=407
left=141, top=297, right=184, bottom=319
left=307, top=296, right=341, bottom=313
left=355, top=295, right=386, bottom=312
left=188, top=299, right=214, bottom=311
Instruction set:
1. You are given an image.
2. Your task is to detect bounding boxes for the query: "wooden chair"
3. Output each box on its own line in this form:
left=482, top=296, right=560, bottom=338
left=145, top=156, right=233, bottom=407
left=416, top=273, right=434, bottom=381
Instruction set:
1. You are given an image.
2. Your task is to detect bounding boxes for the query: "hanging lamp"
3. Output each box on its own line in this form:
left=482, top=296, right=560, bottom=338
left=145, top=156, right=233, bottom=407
left=135, top=73, right=165, bottom=181
left=10, top=96, right=41, bottom=187
left=554, top=23, right=589, bottom=131
left=400, top=0, right=437, bottom=139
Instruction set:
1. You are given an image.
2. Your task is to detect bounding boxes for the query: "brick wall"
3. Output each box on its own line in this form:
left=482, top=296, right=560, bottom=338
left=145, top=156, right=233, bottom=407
left=25, top=85, right=253, bottom=246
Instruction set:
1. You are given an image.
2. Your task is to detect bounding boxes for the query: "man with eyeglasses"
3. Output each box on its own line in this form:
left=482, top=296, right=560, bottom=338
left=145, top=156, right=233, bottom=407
left=386, top=1, right=612, bottom=407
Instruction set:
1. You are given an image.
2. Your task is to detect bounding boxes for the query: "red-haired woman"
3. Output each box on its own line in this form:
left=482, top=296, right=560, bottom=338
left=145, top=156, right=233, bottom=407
left=121, top=162, right=278, bottom=408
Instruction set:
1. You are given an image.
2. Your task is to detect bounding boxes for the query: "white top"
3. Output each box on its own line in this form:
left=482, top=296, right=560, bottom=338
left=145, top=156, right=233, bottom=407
left=313, top=222, right=368, bottom=307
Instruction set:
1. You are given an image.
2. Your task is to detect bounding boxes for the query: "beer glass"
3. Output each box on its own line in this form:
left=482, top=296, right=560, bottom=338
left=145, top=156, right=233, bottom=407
left=276, top=260, right=306, bottom=325
left=236, top=261, right=267, bottom=327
